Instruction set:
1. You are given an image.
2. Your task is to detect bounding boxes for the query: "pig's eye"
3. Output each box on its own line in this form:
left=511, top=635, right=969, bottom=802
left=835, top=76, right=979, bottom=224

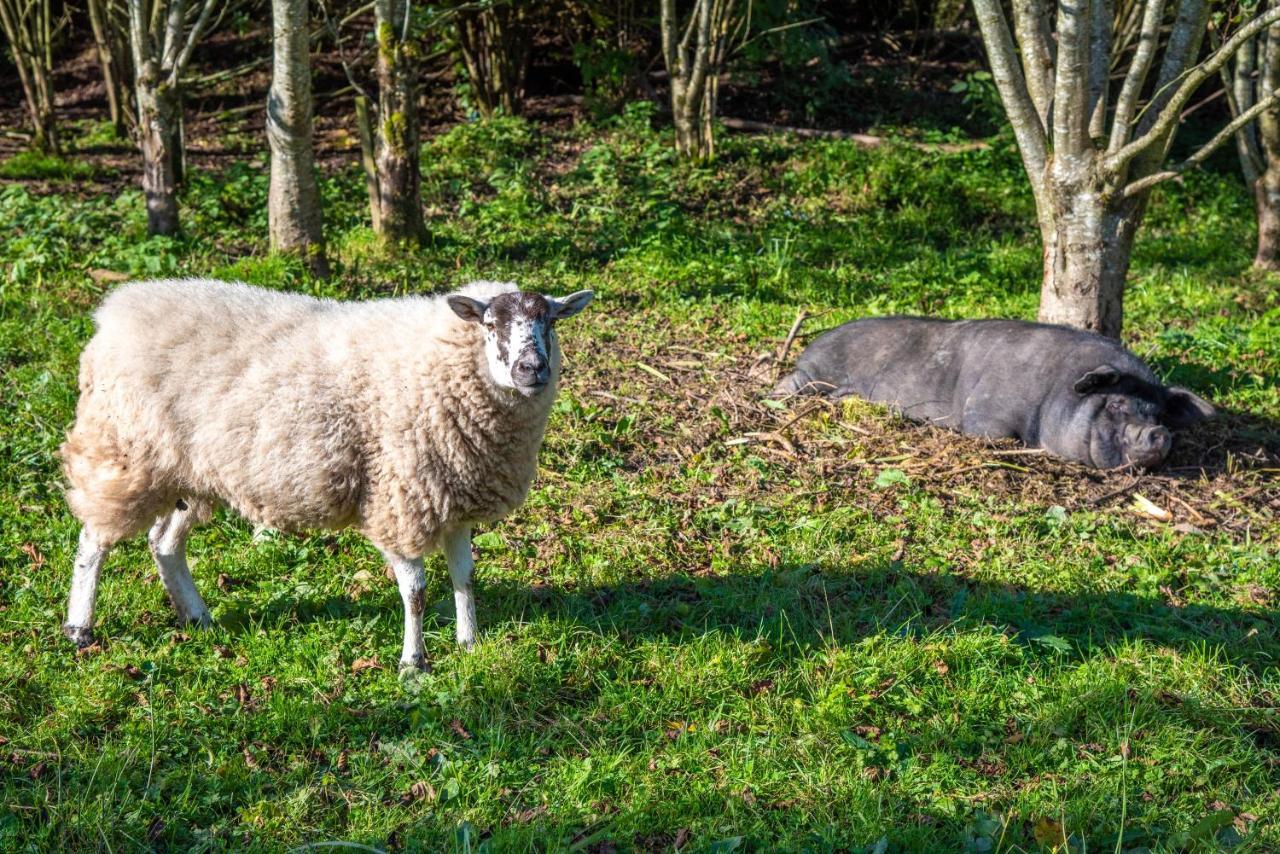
left=1106, top=399, right=1128, bottom=414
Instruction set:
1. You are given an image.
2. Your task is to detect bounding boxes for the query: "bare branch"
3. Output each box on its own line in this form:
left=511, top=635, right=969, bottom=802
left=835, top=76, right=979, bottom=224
left=1052, top=0, right=1091, bottom=156
left=1216, top=25, right=1263, bottom=184
left=1088, top=0, right=1114, bottom=142
left=1105, top=3, right=1280, bottom=177
left=972, top=0, right=1049, bottom=192
left=169, top=0, right=217, bottom=82
left=158, top=0, right=185, bottom=71
left=1010, top=0, right=1055, bottom=126
left=1121, top=86, right=1280, bottom=198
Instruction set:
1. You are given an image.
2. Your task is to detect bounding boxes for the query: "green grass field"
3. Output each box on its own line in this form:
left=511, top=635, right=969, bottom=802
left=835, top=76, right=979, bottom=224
left=1, top=113, right=1278, bottom=851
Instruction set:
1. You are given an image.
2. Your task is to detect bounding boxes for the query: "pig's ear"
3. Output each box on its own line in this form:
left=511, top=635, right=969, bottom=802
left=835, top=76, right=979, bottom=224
left=1073, top=365, right=1121, bottom=394
left=1162, top=386, right=1215, bottom=428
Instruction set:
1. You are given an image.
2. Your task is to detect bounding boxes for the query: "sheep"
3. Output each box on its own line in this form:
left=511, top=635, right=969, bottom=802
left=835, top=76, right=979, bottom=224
left=59, top=278, right=594, bottom=670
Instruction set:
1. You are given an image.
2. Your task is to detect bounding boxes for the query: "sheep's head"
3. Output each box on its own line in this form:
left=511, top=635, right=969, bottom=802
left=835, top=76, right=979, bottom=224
left=448, top=288, right=594, bottom=397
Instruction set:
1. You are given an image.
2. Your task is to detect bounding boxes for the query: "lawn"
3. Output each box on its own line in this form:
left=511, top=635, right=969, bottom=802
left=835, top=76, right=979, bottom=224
left=0, top=113, right=1277, bottom=851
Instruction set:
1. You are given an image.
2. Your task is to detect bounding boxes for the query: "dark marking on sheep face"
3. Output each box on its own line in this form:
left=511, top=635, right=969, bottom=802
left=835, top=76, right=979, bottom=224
left=449, top=286, right=593, bottom=396
left=176, top=498, right=188, bottom=512
left=483, top=292, right=554, bottom=397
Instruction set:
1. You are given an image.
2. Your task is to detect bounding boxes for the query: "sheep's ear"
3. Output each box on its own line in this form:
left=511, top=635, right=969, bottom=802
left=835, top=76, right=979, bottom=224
left=1162, top=386, right=1215, bottom=428
left=448, top=295, right=488, bottom=324
left=1073, top=365, right=1121, bottom=394
left=548, top=290, right=594, bottom=321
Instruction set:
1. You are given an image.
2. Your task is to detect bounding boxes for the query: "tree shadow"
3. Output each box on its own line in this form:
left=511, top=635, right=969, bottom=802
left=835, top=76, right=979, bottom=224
left=231, top=555, right=1279, bottom=673
left=471, top=560, right=1279, bottom=670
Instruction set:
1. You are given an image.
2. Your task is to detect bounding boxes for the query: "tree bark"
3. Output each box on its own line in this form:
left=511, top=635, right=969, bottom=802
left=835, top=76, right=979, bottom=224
left=1038, top=186, right=1140, bottom=337
left=87, top=0, right=131, bottom=136
left=267, top=0, right=327, bottom=275
left=1254, top=171, right=1280, bottom=269
left=373, top=0, right=427, bottom=245
left=126, top=0, right=218, bottom=235
left=137, top=78, right=181, bottom=236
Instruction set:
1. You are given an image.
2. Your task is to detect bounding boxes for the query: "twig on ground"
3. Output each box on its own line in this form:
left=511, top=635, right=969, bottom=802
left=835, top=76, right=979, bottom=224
left=720, top=117, right=988, bottom=152
left=778, top=309, right=809, bottom=366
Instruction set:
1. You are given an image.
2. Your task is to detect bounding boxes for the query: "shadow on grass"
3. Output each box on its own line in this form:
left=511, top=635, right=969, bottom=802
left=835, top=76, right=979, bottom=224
left=240, top=557, right=1280, bottom=672
left=473, top=561, right=1280, bottom=670
left=1159, top=403, right=1280, bottom=477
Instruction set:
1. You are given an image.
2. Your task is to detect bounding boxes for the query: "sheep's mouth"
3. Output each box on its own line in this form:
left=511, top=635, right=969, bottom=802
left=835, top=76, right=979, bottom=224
left=514, top=378, right=550, bottom=395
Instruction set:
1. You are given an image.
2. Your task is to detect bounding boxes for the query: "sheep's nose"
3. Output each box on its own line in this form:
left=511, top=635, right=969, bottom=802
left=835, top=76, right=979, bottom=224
left=513, top=353, right=549, bottom=386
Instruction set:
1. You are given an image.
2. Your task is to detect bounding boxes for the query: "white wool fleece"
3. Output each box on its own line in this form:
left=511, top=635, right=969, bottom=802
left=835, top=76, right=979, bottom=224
left=61, top=278, right=560, bottom=556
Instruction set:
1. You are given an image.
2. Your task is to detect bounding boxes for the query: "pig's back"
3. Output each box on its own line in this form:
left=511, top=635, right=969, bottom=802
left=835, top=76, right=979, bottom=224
left=789, top=316, right=973, bottom=421
left=784, top=316, right=1152, bottom=431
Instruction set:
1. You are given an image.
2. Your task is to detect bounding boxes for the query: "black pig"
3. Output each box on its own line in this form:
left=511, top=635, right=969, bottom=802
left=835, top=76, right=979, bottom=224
left=774, top=317, right=1215, bottom=469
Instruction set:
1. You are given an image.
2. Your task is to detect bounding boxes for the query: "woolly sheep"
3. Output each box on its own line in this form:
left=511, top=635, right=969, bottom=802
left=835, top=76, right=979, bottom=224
left=60, top=278, right=594, bottom=670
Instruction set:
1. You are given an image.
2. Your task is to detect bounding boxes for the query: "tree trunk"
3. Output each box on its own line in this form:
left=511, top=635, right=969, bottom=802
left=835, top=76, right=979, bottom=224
left=267, top=0, right=327, bottom=276
left=455, top=5, right=530, bottom=118
left=1255, top=166, right=1280, bottom=269
left=137, top=79, right=181, bottom=236
left=355, top=95, right=381, bottom=232
left=87, top=0, right=129, bottom=136
left=0, top=0, right=60, bottom=153
left=373, top=0, right=427, bottom=245
left=1037, top=182, right=1139, bottom=339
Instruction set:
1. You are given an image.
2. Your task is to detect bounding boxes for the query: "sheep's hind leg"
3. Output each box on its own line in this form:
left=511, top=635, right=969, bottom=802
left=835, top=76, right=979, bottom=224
left=444, top=526, right=477, bottom=650
left=64, top=527, right=113, bottom=648
left=148, top=502, right=212, bottom=628
left=383, top=551, right=429, bottom=672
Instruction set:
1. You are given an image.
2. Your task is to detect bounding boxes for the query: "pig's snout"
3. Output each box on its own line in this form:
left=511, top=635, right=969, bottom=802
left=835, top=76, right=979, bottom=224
left=1126, top=424, right=1171, bottom=465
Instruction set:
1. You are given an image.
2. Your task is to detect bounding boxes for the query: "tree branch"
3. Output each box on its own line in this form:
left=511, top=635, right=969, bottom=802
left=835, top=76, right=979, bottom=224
left=972, top=0, right=1048, bottom=195
left=1088, top=0, right=1113, bottom=143
left=1121, top=86, right=1280, bottom=198
left=169, top=0, right=217, bottom=82
left=1010, top=0, right=1055, bottom=127
left=1052, top=0, right=1091, bottom=156
left=1106, top=3, right=1280, bottom=177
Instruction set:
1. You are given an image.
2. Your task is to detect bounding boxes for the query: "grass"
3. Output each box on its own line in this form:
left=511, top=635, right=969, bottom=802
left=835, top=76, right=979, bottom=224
left=0, top=112, right=1277, bottom=851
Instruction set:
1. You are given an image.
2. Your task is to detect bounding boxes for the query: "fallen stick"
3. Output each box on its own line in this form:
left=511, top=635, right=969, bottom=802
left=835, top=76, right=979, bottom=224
left=720, top=117, right=989, bottom=153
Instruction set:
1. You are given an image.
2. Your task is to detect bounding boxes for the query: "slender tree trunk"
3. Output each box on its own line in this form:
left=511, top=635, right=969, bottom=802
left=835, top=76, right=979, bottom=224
left=0, top=0, right=60, bottom=153
left=1254, top=166, right=1280, bottom=269
left=267, top=0, right=327, bottom=275
left=1253, top=9, right=1280, bottom=269
left=373, top=0, right=426, bottom=245
left=355, top=95, right=381, bottom=232
left=455, top=4, right=530, bottom=118
left=87, top=0, right=128, bottom=136
left=137, top=77, right=181, bottom=236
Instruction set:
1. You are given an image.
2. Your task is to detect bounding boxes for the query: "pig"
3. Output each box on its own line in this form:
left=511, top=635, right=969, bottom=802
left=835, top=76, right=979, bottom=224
left=773, top=316, right=1215, bottom=469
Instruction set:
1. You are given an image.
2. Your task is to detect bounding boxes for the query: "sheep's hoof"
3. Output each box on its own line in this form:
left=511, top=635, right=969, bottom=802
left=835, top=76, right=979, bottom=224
left=398, top=655, right=430, bottom=676
left=62, top=623, right=95, bottom=649
left=182, top=611, right=214, bottom=630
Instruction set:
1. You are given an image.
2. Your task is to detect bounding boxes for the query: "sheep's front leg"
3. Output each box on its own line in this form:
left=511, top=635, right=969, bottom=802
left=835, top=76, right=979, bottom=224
left=443, top=526, right=477, bottom=650
left=148, top=505, right=212, bottom=628
left=384, top=552, right=428, bottom=671
left=64, top=527, right=112, bottom=648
